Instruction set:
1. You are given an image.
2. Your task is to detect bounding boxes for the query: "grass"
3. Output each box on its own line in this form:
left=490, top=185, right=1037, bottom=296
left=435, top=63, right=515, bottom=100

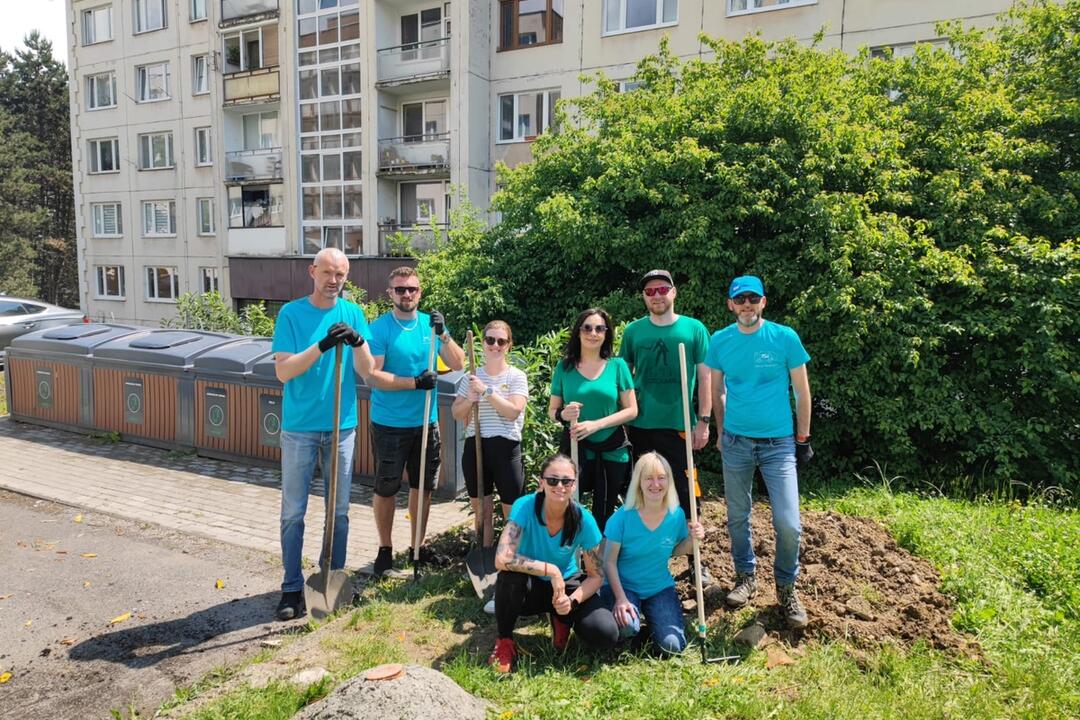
left=1, top=370, right=7, bottom=415
left=167, top=485, right=1080, bottom=720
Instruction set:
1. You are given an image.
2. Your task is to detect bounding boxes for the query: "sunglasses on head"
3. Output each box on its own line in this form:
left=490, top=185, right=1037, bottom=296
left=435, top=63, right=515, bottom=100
left=580, top=323, right=607, bottom=334
left=643, top=285, right=673, bottom=297
left=484, top=336, right=510, bottom=347
left=543, top=475, right=576, bottom=487
left=732, top=293, right=762, bottom=305
left=391, top=286, right=420, bottom=295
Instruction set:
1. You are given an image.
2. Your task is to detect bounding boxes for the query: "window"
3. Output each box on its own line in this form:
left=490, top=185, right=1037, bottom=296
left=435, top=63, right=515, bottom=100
left=190, top=0, right=207, bottom=21
left=402, top=99, right=447, bottom=139
left=142, top=200, right=177, bottom=236
left=498, top=90, right=559, bottom=142
left=82, top=6, right=113, bottom=44
left=138, top=132, right=174, bottom=169
left=399, top=181, right=448, bottom=225
left=223, top=28, right=272, bottom=73
left=195, top=127, right=213, bottom=166
left=88, top=138, right=119, bottom=174
left=242, top=111, right=278, bottom=149
left=134, top=0, right=166, bottom=33
left=200, top=267, right=219, bottom=293
left=228, top=184, right=285, bottom=228
left=86, top=72, right=117, bottom=110
left=95, top=266, right=125, bottom=298
left=91, top=202, right=123, bottom=236
left=197, top=198, right=215, bottom=235
left=603, top=0, right=677, bottom=34
left=136, top=62, right=170, bottom=102
left=727, top=0, right=815, bottom=16
left=400, top=6, right=445, bottom=60
left=192, top=55, right=209, bottom=94
left=499, top=0, right=563, bottom=51
left=145, top=266, right=179, bottom=300
left=618, top=79, right=645, bottom=92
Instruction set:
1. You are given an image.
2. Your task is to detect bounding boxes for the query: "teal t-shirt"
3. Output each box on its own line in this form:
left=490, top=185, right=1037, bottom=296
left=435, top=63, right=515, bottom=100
left=271, top=297, right=371, bottom=432
left=368, top=311, right=444, bottom=427
left=619, top=315, right=709, bottom=430
left=508, top=492, right=602, bottom=581
left=604, top=505, right=689, bottom=598
left=704, top=320, right=810, bottom=438
left=550, top=357, right=634, bottom=462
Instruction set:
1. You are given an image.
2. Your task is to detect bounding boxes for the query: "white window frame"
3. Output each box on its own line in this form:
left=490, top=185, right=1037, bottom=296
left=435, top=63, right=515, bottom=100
left=82, top=5, right=113, bottom=45
left=141, top=200, right=177, bottom=237
left=134, top=0, right=167, bottom=34
left=196, top=198, right=215, bottom=235
left=138, top=131, right=174, bottom=170
left=190, top=0, right=207, bottom=22
left=602, top=0, right=678, bottom=37
left=497, top=89, right=560, bottom=143
left=200, top=267, right=219, bottom=294
left=91, top=202, right=124, bottom=237
left=194, top=127, right=213, bottom=166
left=135, top=62, right=171, bottom=103
left=86, top=71, right=117, bottom=110
left=192, top=54, right=209, bottom=94
left=87, top=137, right=120, bottom=174
left=95, top=265, right=126, bottom=300
left=726, top=0, right=816, bottom=18
left=145, top=266, right=179, bottom=301
left=223, top=28, right=263, bottom=74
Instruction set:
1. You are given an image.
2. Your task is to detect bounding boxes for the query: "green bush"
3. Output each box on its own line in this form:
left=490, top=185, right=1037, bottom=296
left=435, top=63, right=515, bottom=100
left=164, top=291, right=275, bottom=336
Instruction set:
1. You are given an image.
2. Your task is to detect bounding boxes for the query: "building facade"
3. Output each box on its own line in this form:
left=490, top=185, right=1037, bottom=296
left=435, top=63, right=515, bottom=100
left=66, top=0, right=1016, bottom=324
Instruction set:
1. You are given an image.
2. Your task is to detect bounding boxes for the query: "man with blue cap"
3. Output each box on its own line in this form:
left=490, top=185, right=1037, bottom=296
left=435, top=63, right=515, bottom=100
left=705, top=275, right=813, bottom=629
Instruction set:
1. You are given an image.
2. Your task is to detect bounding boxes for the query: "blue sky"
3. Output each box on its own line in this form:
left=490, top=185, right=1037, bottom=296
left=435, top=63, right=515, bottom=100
left=1, top=0, right=69, bottom=62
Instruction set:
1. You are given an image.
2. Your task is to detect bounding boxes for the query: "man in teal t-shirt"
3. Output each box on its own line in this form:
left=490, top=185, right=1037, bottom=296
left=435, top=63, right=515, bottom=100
left=705, top=275, right=813, bottom=629
left=271, top=248, right=374, bottom=621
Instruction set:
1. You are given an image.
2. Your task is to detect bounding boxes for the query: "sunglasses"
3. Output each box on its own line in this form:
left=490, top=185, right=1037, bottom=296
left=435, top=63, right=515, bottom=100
left=484, top=336, right=510, bottom=347
left=643, top=286, right=673, bottom=297
left=391, top=286, right=420, bottom=295
left=732, top=294, right=762, bottom=305
left=543, top=475, right=576, bottom=487
left=580, top=323, right=608, bottom=334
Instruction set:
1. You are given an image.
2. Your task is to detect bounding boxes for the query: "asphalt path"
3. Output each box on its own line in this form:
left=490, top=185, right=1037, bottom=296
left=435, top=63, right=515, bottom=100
left=0, top=489, right=300, bottom=719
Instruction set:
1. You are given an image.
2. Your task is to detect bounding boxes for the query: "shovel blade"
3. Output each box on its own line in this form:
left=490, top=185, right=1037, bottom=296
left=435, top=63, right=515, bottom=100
left=304, top=569, right=352, bottom=620
left=465, top=547, right=498, bottom=599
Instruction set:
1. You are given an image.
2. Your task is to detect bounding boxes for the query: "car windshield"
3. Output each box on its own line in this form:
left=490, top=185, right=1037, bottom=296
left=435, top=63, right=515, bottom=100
left=0, top=300, right=27, bottom=316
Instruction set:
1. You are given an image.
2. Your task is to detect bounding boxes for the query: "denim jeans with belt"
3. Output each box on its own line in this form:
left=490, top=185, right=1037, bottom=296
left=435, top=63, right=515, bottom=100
left=279, top=428, right=356, bottom=593
left=721, top=429, right=801, bottom=586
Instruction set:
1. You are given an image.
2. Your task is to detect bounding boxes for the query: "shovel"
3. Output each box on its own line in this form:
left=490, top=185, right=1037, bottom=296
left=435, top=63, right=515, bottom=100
left=305, top=343, right=353, bottom=620
left=463, top=331, right=497, bottom=598
left=412, top=326, right=438, bottom=582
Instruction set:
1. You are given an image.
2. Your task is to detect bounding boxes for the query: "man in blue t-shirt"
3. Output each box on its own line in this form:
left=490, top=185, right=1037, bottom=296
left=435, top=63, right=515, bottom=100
left=705, top=275, right=813, bottom=629
left=366, top=266, right=464, bottom=577
left=271, top=248, right=374, bottom=621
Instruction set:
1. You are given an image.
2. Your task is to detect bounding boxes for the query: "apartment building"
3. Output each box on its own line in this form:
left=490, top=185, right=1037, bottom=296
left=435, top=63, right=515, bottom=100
left=67, top=0, right=1017, bottom=324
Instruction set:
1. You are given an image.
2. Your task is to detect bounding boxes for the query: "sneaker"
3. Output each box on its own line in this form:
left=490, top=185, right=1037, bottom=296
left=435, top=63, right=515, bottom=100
left=483, top=598, right=496, bottom=615
left=689, top=562, right=717, bottom=589
left=276, top=590, right=305, bottom=621
left=777, top=583, right=808, bottom=629
left=488, top=637, right=516, bottom=673
left=725, top=572, right=757, bottom=609
left=373, top=546, right=393, bottom=578
left=550, top=613, right=572, bottom=652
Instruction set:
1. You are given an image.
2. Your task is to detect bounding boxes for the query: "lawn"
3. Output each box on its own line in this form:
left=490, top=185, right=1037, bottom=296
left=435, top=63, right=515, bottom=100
left=163, top=485, right=1080, bottom=720
left=1, top=370, right=7, bottom=415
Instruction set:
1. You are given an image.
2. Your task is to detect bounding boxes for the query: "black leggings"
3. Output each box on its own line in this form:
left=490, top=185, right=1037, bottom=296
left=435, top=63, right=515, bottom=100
left=494, top=571, right=619, bottom=649
left=579, top=455, right=631, bottom=532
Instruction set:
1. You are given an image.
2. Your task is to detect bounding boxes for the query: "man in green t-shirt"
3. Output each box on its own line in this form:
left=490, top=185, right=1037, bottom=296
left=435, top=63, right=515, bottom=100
left=619, top=269, right=714, bottom=585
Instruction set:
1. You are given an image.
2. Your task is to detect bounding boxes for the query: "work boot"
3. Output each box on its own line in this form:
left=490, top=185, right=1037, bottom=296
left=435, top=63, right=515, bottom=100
left=725, top=572, right=757, bottom=609
left=275, top=590, right=305, bottom=621
left=488, top=637, right=516, bottom=673
left=688, top=560, right=717, bottom=589
left=777, top=583, right=808, bottom=629
left=550, top=613, right=572, bottom=652
left=373, top=546, right=393, bottom=578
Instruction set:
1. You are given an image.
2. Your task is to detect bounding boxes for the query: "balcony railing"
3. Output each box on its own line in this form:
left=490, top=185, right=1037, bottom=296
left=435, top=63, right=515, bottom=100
left=226, top=147, right=283, bottom=182
left=376, top=37, right=450, bottom=86
left=221, top=0, right=278, bottom=23
left=377, top=134, right=450, bottom=174
left=378, top=222, right=449, bottom=255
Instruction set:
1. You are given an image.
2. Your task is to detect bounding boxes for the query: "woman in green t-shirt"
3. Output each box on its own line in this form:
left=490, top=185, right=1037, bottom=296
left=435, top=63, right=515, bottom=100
left=548, top=307, right=638, bottom=531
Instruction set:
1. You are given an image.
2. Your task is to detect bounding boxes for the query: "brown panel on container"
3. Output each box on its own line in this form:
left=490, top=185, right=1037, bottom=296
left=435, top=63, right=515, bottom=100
left=8, top=359, right=79, bottom=425
left=195, top=380, right=282, bottom=464
left=354, top=395, right=375, bottom=476
left=93, top=368, right=177, bottom=441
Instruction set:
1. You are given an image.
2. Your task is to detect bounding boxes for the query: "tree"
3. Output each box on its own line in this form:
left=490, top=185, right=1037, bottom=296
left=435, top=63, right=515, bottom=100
left=0, top=107, right=41, bottom=297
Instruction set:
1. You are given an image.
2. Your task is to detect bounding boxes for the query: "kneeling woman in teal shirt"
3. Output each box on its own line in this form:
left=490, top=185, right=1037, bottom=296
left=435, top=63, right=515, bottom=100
left=487, top=454, right=619, bottom=673
left=600, top=451, right=705, bottom=654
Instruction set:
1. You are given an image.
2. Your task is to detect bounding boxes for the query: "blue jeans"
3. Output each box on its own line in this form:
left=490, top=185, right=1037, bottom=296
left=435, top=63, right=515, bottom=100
left=721, top=430, right=801, bottom=586
left=599, top=584, right=687, bottom=654
left=280, top=428, right=356, bottom=592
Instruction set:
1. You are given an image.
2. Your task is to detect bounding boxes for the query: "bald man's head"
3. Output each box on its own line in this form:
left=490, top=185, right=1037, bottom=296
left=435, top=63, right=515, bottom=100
left=308, top=248, right=350, bottom=304
left=313, top=247, right=348, bottom=268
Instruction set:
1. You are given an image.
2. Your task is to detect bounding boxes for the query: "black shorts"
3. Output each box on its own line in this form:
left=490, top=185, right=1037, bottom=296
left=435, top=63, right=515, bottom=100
left=462, top=435, right=525, bottom=504
left=626, top=425, right=693, bottom=518
left=370, top=421, right=441, bottom=498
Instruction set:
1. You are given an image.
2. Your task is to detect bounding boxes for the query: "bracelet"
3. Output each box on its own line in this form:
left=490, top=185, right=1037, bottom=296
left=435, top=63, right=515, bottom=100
left=796, top=434, right=811, bottom=443
left=555, top=406, right=565, bottom=423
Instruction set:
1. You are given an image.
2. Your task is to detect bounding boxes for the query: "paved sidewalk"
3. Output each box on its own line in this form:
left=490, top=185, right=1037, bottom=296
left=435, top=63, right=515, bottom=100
left=0, top=416, right=471, bottom=575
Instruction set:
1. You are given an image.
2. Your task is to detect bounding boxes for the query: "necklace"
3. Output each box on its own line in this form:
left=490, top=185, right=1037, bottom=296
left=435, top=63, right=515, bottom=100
left=392, top=313, right=418, bottom=331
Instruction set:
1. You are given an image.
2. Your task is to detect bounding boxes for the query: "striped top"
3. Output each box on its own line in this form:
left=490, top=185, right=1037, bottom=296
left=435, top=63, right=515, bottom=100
left=455, top=365, right=529, bottom=441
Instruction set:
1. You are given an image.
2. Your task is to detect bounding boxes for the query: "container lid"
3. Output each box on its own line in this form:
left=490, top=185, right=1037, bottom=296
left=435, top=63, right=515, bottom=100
left=9, top=323, right=140, bottom=356
left=194, top=338, right=273, bottom=374
left=93, top=329, right=236, bottom=367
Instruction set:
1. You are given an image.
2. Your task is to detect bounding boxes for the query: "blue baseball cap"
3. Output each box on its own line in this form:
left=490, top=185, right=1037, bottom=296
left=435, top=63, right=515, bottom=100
left=728, top=275, right=765, bottom=298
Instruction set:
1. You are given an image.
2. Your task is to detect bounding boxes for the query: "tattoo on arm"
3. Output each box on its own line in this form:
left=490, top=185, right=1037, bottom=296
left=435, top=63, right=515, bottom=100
left=497, top=521, right=549, bottom=576
left=583, top=547, right=605, bottom=582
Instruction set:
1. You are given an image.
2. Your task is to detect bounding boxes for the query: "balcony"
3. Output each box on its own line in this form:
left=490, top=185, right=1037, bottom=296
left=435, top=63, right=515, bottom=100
left=226, top=147, right=283, bottom=183
left=220, top=0, right=278, bottom=25
left=377, top=134, right=450, bottom=176
left=376, top=37, right=450, bottom=88
left=223, top=66, right=279, bottom=105
left=378, top=222, right=448, bottom=256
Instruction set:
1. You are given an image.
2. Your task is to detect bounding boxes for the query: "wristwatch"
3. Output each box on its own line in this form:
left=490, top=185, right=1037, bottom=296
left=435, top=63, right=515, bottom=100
left=483, top=386, right=494, bottom=398
left=697, top=414, right=710, bottom=424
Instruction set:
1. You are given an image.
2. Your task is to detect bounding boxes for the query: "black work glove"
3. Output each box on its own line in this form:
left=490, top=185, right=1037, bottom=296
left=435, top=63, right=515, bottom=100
left=795, top=438, right=814, bottom=466
left=429, top=310, right=445, bottom=337
left=338, top=325, right=365, bottom=347
left=414, top=370, right=438, bottom=390
left=318, top=322, right=351, bottom=353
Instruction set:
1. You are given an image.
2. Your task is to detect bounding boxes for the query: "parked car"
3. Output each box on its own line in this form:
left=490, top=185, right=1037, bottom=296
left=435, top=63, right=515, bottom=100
left=0, top=296, right=85, bottom=367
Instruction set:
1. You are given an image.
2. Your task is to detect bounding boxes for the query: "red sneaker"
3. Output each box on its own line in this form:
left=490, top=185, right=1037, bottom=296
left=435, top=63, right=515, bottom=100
left=550, top=613, right=571, bottom=652
left=488, top=637, right=516, bottom=673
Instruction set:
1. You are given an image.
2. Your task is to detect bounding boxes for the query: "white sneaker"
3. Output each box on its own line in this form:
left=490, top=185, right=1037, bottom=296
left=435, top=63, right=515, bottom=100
left=483, top=599, right=495, bottom=615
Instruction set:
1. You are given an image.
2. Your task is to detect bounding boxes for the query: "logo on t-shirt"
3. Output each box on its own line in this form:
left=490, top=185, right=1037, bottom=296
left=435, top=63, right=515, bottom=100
left=647, top=338, right=671, bottom=368
left=754, top=351, right=781, bottom=368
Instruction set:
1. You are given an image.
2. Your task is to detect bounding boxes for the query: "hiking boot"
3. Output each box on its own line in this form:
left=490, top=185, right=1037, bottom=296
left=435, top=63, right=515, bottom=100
left=725, top=572, right=757, bottom=609
left=688, top=561, right=717, bottom=589
left=488, top=637, right=516, bottom=673
left=777, top=583, right=808, bottom=629
left=373, top=546, right=393, bottom=578
left=550, top=613, right=572, bottom=652
left=276, top=590, right=305, bottom=621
